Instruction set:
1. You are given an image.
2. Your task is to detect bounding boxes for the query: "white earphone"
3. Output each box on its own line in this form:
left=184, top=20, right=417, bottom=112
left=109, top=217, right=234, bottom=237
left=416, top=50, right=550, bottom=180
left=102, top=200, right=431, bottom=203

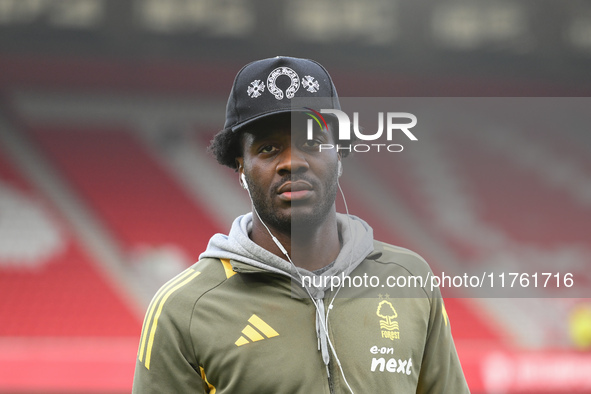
left=240, top=172, right=248, bottom=190
left=238, top=162, right=354, bottom=394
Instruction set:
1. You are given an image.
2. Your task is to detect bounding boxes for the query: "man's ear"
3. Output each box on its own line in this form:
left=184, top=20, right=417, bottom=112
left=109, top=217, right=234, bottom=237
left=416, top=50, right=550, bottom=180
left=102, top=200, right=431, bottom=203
left=235, top=158, right=246, bottom=189
left=235, top=158, right=244, bottom=173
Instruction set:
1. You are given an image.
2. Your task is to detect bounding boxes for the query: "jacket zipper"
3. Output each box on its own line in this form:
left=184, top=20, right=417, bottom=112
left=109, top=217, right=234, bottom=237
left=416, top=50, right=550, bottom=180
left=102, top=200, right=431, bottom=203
left=325, top=297, right=335, bottom=394
left=234, top=264, right=337, bottom=392
left=327, top=355, right=335, bottom=394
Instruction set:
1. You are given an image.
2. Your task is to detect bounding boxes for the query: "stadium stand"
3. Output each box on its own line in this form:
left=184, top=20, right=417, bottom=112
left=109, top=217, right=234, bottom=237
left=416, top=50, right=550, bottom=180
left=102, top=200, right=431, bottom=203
left=0, top=140, right=142, bottom=392
left=26, top=125, right=222, bottom=260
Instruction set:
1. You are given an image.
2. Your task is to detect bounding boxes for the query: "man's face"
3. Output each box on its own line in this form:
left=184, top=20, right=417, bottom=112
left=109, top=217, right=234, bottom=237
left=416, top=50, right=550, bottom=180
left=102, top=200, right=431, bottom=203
left=237, top=113, right=340, bottom=234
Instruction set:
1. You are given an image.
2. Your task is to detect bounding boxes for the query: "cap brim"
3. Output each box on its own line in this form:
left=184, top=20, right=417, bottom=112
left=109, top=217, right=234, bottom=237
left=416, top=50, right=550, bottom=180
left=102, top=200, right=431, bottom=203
left=231, top=108, right=321, bottom=132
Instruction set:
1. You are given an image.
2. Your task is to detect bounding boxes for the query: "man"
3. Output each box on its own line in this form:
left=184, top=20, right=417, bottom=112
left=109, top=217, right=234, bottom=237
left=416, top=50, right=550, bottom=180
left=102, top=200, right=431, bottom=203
left=132, top=56, right=469, bottom=393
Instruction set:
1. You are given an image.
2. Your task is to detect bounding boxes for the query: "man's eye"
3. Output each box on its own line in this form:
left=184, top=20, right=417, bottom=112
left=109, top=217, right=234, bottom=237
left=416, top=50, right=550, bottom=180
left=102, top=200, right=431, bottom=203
left=260, top=145, right=276, bottom=153
left=303, top=140, right=321, bottom=148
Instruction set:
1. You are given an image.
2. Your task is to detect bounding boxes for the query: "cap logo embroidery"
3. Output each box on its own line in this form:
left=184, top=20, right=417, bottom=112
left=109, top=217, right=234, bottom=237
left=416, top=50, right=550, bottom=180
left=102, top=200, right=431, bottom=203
left=247, top=80, right=265, bottom=98
left=302, top=75, right=319, bottom=93
left=267, top=67, right=300, bottom=100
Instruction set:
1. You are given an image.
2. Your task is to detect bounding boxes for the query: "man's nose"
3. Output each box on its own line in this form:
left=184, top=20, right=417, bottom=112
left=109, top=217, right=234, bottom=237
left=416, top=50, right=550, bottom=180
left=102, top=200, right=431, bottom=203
left=277, top=146, right=309, bottom=174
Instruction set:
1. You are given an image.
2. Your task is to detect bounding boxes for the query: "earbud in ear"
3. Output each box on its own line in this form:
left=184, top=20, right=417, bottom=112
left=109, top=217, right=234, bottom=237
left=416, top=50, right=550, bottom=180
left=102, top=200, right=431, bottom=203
left=337, top=161, right=343, bottom=178
left=240, top=173, right=249, bottom=190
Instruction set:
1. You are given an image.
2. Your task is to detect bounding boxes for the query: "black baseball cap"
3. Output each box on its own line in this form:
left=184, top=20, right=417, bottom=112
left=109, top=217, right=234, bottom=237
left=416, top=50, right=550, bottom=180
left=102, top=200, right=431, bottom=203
left=223, top=56, right=341, bottom=132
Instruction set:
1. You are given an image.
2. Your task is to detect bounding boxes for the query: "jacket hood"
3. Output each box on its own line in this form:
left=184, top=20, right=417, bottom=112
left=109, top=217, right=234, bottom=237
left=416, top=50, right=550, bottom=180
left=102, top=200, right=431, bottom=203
left=200, top=212, right=375, bottom=368
left=199, top=212, right=374, bottom=292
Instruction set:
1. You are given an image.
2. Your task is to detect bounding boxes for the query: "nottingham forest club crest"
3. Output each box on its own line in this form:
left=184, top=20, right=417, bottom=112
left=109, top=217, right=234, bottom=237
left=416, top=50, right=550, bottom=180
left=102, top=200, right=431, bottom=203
left=377, top=295, right=400, bottom=340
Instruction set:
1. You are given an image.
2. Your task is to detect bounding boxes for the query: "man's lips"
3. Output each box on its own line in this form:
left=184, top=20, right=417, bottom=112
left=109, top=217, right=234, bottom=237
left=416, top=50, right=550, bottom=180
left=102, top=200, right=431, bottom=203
left=277, top=181, right=314, bottom=201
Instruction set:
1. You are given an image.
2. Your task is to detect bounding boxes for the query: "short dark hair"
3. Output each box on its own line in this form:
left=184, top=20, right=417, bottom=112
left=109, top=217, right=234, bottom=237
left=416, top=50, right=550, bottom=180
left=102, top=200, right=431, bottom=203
left=207, top=117, right=353, bottom=170
left=207, top=127, right=244, bottom=170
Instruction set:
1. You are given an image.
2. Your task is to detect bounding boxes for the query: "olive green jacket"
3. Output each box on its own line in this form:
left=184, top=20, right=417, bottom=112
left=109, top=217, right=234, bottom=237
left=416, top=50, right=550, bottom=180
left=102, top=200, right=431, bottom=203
left=132, top=241, right=470, bottom=393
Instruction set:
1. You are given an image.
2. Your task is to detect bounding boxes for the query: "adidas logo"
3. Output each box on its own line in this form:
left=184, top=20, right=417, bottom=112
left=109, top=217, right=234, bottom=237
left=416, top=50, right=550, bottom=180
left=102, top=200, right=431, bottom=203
left=235, top=314, right=279, bottom=346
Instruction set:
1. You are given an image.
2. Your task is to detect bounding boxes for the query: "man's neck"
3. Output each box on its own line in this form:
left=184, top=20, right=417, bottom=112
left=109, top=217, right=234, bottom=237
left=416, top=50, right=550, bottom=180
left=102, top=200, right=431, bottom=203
left=250, top=213, right=341, bottom=272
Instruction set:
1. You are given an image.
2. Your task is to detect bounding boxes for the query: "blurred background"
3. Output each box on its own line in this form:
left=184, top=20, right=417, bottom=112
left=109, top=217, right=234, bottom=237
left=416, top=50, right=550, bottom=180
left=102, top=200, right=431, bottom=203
left=0, top=0, right=590, bottom=393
